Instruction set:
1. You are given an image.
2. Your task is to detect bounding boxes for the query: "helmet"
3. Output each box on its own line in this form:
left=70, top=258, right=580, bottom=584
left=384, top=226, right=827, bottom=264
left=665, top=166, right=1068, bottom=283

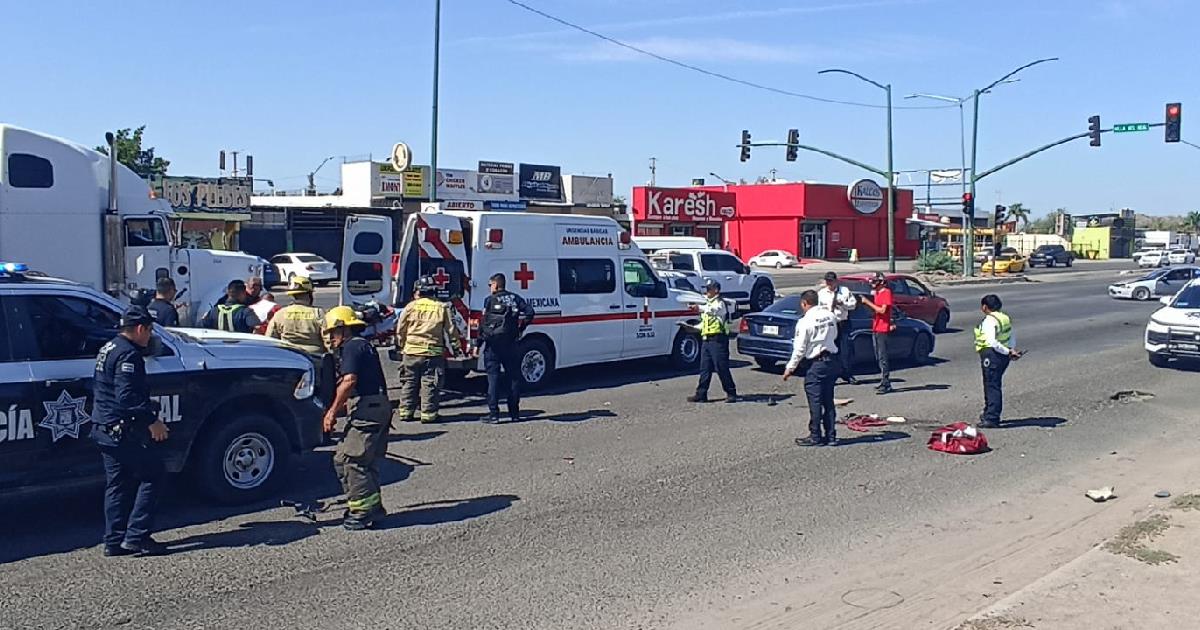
left=120, top=305, right=155, bottom=328
left=414, top=275, right=436, bottom=295
left=286, top=276, right=314, bottom=296
left=870, top=271, right=888, bottom=286
left=324, top=305, right=366, bottom=332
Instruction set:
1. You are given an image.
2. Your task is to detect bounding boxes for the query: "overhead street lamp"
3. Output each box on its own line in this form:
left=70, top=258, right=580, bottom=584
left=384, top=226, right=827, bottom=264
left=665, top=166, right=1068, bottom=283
left=905, top=80, right=1019, bottom=195
left=818, top=68, right=896, bottom=272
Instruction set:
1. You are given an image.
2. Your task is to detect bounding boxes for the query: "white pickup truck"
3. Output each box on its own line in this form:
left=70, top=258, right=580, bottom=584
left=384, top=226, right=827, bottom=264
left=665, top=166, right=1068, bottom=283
left=649, top=248, right=775, bottom=311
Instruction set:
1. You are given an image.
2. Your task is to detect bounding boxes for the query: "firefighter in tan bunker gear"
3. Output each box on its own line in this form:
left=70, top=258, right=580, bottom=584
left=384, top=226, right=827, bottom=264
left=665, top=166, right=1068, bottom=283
left=395, top=276, right=463, bottom=424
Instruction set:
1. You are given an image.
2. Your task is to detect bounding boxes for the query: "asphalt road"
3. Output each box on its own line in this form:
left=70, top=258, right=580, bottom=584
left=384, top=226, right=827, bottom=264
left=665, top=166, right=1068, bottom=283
left=3, top=262, right=1194, bottom=630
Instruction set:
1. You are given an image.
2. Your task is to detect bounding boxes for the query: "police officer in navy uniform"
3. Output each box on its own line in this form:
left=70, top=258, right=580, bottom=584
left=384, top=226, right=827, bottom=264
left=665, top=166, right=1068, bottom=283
left=475, top=273, right=535, bottom=424
left=92, top=305, right=170, bottom=557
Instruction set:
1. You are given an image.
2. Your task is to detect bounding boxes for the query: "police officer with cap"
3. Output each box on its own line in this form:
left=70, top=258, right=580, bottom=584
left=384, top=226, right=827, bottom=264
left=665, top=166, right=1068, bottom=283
left=976, top=294, right=1022, bottom=428
left=92, top=305, right=169, bottom=557
left=324, top=305, right=391, bottom=530
left=395, top=275, right=463, bottom=424
left=688, top=279, right=738, bottom=403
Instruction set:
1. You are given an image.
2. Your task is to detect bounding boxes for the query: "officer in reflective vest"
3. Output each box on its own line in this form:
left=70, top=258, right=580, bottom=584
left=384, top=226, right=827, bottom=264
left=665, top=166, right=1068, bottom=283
left=688, top=279, right=738, bottom=403
left=974, top=294, right=1022, bottom=428
left=395, top=276, right=463, bottom=424
left=200, top=279, right=261, bottom=333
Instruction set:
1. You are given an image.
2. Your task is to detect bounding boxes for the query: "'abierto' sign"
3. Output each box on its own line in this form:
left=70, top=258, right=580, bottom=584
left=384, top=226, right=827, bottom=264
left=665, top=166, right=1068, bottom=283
left=847, top=179, right=884, bottom=215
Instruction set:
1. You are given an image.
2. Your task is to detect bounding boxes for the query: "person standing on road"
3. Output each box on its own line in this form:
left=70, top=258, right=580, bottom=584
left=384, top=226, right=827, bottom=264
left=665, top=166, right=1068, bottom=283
left=688, top=279, right=739, bottom=404
left=146, top=277, right=179, bottom=327
left=92, top=306, right=170, bottom=557
left=246, top=276, right=280, bottom=334
left=975, top=294, right=1022, bottom=428
left=817, top=271, right=858, bottom=384
left=475, top=273, right=535, bottom=424
left=395, top=276, right=463, bottom=424
left=265, top=277, right=327, bottom=355
left=858, top=272, right=894, bottom=395
left=783, top=290, right=840, bottom=447
left=200, top=280, right=261, bottom=333
left=323, top=306, right=391, bottom=530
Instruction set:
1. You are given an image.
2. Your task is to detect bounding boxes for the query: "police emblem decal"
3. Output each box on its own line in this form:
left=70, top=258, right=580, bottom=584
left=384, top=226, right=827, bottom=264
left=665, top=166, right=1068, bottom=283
left=39, top=391, right=91, bottom=442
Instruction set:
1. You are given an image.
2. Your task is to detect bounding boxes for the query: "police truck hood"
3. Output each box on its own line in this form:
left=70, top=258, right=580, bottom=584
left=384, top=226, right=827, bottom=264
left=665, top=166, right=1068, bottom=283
left=168, top=328, right=315, bottom=367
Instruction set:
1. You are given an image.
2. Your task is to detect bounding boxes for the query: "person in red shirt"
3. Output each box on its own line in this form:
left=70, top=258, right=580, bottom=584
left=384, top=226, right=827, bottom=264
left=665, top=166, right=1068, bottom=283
left=859, top=272, right=894, bottom=394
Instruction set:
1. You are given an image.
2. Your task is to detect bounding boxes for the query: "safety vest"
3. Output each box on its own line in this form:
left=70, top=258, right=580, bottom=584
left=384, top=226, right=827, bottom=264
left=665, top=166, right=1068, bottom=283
left=973, top=311, right=1012, bottom=352
left=699, top=297, right=730, bottom=338
left=217, top=304, right=245, bottom=332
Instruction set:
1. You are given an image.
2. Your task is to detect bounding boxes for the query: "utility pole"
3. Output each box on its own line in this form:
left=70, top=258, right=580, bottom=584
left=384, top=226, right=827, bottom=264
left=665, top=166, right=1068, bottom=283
left=649, top=157, right=657, bottom=186
left=230, top=151, right=240, bottom=178
left=430, top=0, right=442, bottom=201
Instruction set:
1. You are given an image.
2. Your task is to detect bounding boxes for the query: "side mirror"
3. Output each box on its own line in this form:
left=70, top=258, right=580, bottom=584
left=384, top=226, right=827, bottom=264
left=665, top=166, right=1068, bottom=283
left=1160, top=296, right=1173, bottom=306
left=653, top=281, right=668, bottom=299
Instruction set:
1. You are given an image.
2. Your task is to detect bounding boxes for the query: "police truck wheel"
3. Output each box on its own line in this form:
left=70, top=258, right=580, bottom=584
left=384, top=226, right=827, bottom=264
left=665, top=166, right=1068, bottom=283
left=933, top=309, right=950, bottom=333
left=190, top=412, right=291, bottom=505
left=911, top=333, right=933, bottom=365
left=1133, top=287, right=1151, bottom=301
left=670, top=332, right=701, bottom=369
left=750, top=282, right=775, bottom=312
left=517, top=338, right=555, bottom=390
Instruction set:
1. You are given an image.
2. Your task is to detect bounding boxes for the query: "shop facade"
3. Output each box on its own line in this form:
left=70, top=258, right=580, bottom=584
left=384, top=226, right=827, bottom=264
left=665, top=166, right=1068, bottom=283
left=630, top=187, right=736, bottom=247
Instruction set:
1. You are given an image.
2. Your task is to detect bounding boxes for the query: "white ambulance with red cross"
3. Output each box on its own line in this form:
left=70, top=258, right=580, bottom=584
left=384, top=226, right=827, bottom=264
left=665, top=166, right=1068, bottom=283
left=341, top=210, right=704, bottom=388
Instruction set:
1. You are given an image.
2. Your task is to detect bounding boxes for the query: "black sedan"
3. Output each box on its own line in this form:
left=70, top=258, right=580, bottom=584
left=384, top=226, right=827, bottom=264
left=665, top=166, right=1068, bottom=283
left=736, top=294, right=935, bottom=370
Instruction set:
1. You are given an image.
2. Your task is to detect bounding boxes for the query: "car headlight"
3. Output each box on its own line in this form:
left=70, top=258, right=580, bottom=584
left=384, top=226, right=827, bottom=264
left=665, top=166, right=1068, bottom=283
left=294, top=364, right=316, bottom=400
left=1147, top=330, right=1170, bottom=344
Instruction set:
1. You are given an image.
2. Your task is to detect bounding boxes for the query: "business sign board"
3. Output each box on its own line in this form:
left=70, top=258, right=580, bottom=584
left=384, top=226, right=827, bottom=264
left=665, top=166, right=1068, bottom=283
left=635, top=187, right=736, bottom=223
left=847, top=179, right=884, bottom=215
left=564, top=175, right=614, bottom=207
left=437, top=168, right=518, bottom=202
left=518, top=163, right=563, bottom=201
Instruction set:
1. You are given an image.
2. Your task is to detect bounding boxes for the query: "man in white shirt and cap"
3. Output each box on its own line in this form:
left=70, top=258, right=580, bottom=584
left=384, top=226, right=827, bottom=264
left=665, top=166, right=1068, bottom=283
left=783, top=289, right=841, bottom=446
left=817, top=271, right=859, bottom=384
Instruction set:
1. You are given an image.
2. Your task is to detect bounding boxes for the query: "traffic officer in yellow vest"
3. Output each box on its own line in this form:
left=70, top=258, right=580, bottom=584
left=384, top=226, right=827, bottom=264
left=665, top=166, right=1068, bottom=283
left=688, top=279, right=739, bottom=403
left=975, top=294, right=1022, bottom=428
left=265, top=277, right=326, bottom=355
left=394, top=276, right=463, bottom=424
left=323, top=305, right=391, bottom=530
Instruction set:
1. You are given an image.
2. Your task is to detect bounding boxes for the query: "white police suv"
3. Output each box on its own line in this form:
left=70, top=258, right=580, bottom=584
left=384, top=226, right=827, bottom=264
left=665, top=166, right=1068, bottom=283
left=0, top=263, right=324, bottom=504
left=1145, top=277, right=1200, bottom=368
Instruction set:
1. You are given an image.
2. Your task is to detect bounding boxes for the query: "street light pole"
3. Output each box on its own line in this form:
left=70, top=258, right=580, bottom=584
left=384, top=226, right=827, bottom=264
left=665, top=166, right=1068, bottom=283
left=818, top=68, right=896, bottom=272
left=430, top=0, right=441, bottom=201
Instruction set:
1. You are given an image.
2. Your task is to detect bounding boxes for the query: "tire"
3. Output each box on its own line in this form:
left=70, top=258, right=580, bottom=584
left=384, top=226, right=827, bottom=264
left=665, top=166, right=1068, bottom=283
left=775, top=262, right=783, bottom=269
left=911, top=333, right=933, bottom=365
left=1065, top=258, right=1073, bottom=267
left=1046, top=258, right=1055, bottom=268
left=189, top=412, right=292, bottom=505
left=1133, top=286, right=1151, bottom=301
left=1149, top=352, right=1170, bottom=368
left=749, top=282, right=775, bottom=312
left=670, top=331, right=701, bottom=370
left=516, top=337, right=555, bottom=390
left=933, top=309, right=950, bottom=333
left=754, top=357, right=778, bottom=370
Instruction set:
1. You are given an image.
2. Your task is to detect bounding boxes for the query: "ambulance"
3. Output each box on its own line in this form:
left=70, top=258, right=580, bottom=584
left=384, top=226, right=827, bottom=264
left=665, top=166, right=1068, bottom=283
left=340, top=211, right=705, bottom=388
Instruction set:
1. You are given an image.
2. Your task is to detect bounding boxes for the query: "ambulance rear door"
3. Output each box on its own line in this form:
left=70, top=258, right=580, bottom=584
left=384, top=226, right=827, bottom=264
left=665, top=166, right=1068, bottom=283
left=395, top=212, right=472, bottom=356
left=340, top=214, right=393, bottom=306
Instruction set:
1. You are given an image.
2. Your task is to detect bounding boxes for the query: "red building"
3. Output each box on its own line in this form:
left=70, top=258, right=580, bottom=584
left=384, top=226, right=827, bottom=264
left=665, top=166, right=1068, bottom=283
left=632, top=181, right=918, bottom=261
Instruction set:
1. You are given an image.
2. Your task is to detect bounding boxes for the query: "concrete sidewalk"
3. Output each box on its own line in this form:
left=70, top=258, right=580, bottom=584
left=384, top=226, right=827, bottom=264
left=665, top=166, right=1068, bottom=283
left=958, top=493, right=1200, bottom=630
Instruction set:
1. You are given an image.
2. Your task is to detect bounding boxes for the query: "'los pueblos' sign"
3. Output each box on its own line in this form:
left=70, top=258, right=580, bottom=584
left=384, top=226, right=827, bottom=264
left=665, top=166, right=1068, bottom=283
left=638, top=188, right=736, bottom=223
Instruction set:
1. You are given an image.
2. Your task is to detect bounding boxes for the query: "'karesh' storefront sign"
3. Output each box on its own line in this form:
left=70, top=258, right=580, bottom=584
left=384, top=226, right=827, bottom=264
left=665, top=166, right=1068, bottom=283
left=638, top=188, right=736, bottom=222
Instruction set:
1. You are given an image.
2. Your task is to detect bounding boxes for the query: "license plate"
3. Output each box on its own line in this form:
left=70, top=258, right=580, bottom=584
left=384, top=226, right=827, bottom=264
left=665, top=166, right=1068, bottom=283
left=1175, top=343, right=1199, bottom=351
left=762, top=325, right=780, bottom=337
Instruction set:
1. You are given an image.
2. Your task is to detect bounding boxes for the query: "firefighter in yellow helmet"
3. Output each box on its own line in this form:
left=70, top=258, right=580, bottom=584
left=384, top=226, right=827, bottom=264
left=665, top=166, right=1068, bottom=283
left=265, top=277, right=326, bottom=355
left=394, top=276, right=463, bottom=424
left=323, top=305, right=391, bottom=530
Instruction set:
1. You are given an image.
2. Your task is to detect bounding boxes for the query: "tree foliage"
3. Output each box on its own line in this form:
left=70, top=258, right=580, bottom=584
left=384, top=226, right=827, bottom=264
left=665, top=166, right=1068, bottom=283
left=916, top=250, right=962, bottom=274
left=94, top=126, right=170, bottom=179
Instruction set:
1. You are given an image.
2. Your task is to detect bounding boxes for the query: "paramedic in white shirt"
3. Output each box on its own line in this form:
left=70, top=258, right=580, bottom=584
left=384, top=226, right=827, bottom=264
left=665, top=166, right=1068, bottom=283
left=783, top=290, right=841, bottom=446
left=817, top=271, right=859, bottom=384
left=975, top=294, right=1022, bottom=428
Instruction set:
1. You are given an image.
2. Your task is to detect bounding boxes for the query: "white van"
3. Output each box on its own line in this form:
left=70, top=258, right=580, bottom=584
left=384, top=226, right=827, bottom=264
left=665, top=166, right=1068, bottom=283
left=342, top=211, right=704, bottom=388
left=631, top=235, right=711, bottom=255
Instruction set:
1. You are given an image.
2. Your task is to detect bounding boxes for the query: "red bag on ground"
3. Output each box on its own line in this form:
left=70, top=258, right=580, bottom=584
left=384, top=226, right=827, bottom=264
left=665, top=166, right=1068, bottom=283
left=927, top=422, right=989, bottom=454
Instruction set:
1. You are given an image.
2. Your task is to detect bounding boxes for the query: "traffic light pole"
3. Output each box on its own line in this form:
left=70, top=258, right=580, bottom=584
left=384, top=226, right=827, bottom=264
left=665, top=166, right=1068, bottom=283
left=746, top=141, right=887, bottom=179
left=966, top=89, right=980, bottom=277
left=885, top=84, right=896, bottom=273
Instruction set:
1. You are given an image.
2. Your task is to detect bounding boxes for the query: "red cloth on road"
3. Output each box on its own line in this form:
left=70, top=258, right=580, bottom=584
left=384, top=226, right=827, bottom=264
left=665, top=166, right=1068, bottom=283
left=927, top=422, right=989, bottom=454
left=844, top=415, right=890, bottom=432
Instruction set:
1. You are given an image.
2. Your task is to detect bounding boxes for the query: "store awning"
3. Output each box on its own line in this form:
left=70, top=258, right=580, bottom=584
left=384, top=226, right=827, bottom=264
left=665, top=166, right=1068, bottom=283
left=174, top=212, right=252, bottom=221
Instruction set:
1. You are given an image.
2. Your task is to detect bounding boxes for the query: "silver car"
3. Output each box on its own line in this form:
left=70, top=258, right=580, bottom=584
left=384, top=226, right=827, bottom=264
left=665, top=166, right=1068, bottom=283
left=1109, top=266, right=1200, bottom=301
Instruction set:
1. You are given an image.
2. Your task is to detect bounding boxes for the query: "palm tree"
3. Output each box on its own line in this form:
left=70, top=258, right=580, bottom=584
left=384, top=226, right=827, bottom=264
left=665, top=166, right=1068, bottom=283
left=1008, top=202, right=1030, bottom=230
left=1186, top=210, right=1200, bottom=232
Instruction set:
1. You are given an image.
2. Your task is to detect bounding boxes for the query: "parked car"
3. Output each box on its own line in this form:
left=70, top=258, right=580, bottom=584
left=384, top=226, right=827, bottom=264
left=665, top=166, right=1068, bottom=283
left=1168, top=249, right=1196, bottom=265
left=1146, top=278, right=1200, bottom=367
left=1109, top=267, right=1200, bottom=301
left=982, top=253, right=1027, bottom=274
left=271, top=252, right=338, bottom=285
left=650, top=248, right=775, bottom=311
left=737, top=294, right=935, bottom=370
left=1027, top=244, right=1074, bottom=268
left=1138, top=250, right=1170, bottom=268
left=748, top=250, right=800, bottom=269
left=1132, top=247, right=1160, bottom=264
left=841, top=273, right=952, bottom=332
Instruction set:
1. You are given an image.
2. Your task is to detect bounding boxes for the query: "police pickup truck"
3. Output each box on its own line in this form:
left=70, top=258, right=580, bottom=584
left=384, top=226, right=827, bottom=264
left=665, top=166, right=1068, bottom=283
left=0, top=264, right=324, bottom=504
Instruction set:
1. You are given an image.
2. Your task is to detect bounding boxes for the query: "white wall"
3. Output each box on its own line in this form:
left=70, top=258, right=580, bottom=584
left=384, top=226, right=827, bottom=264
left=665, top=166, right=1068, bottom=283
left=1004, top=233, right=1069, bottom=255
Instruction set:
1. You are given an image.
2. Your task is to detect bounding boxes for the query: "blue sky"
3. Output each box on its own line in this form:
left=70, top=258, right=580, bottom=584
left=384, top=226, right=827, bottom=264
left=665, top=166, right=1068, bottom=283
left=3, top=0, right=1196, bottom=216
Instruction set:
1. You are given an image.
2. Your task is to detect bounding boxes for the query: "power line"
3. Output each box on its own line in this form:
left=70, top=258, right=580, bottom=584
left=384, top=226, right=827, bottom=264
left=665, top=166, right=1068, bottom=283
left=500, top=0, right=956, bottom=111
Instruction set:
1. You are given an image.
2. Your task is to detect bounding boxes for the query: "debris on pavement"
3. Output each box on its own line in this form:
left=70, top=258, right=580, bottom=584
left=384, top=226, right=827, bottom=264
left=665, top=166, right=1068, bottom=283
left=1110, top=390, right=1155, bottom=403
left=1155, top=490, right=1172, bottom=499
left=1085, top=486, right=1117, bottom=502
left=927, top=422, right=989, bottom=454
left=844, top=414, right=890, bottom=432
left=886, top=416, right=906, bottom=424
left=1103, top=514, right=1177, bottom=565
left=834, top=398, right=853, bottom=406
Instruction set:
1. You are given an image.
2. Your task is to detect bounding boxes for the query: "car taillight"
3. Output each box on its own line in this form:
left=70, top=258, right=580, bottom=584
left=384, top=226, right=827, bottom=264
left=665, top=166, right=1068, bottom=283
left=306, top=265, right=315, bottom=271
left=371, top=262, right=382, bottom=273
left=739, top=319, right=749, bottom=333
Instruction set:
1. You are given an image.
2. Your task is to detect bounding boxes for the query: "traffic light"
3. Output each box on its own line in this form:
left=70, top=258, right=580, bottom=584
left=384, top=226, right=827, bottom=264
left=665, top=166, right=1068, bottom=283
left=994, top=204, right=1007, bottom=226
left=740, top=129, right=751, bottom=162
left=785, top=128, right=799, bottom=162
left=1165, top=102, right=1182, bottom=143
left=962, top=192, right=974, bottom=215
left=1088, top=115, right=1101, bottom=147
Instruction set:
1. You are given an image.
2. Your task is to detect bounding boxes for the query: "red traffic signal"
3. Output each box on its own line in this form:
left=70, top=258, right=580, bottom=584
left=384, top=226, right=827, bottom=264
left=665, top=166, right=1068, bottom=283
left=962, top=192, right=974, bottom=214
left=1165, top=102, right=1181, bottom=143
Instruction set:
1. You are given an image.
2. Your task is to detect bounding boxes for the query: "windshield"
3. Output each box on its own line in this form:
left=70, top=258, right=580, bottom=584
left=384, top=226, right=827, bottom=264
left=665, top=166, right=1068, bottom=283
left=1170, top=286, right=1200, bottom=309
left=1136, top=270, right=1167, bottom=282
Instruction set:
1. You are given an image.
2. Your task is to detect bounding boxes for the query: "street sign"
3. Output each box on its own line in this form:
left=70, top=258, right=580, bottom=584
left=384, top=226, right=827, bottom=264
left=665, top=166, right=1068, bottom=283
left=1113, top=123, right=1150, bottom=133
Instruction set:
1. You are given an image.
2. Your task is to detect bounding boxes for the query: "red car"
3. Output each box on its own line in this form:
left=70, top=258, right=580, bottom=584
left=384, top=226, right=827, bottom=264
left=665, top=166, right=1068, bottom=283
left=840, top=273, right=951, bottom=333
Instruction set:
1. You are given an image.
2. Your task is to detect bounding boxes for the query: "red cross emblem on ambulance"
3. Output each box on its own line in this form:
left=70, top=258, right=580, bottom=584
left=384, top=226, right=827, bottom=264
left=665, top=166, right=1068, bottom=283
left=514, top=262, right=535, bottom=290
left=430, top=267, right=451, bottom=289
